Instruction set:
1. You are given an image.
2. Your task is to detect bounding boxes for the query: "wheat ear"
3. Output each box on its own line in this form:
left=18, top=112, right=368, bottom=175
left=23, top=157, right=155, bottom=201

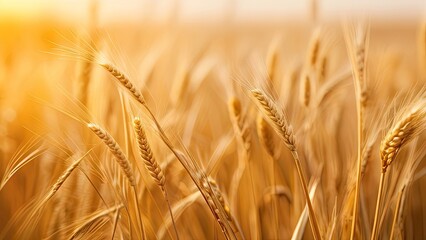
left=300, top=72, right=311, bottom=107
left=87, top=123, right=145, bottom=239
left=251, top=88, right=321, bottom=240
left=251, top=89, right=295, bottom=151
left=371, top=103, right=426, bottom=240
left=88, top=123, right=135, bottom=186
left=133, top=117, right=180, bottom=240
left=99, top=62, right=146, bottom=105
left=200, top=175, right=242, bottom=238
left=51, top=157, right=84, bottom=196
left=307, top=28, right=321, bottom=68
left=318, top=55, right=327, bottom=83
left=133, top=117, right=165, bottom=189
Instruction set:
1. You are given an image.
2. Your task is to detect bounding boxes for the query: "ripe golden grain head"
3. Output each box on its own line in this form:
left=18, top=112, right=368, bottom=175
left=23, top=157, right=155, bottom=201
left=380, top=101, right=426, bottom=173
left=133, top=117, right=166, bottom=190
left=88, top=123, right=136, bottom=186
left=251, top=88, right=296, bottom=151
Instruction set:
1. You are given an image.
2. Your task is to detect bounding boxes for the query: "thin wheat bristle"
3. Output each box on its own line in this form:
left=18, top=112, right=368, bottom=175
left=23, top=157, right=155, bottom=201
left=100, top=63, right=146, bottom=105
left=256, top=114, right=275, bottom=157
left=380, top=104, right=426, bottom=173
left=251, top=89, right=296, bottom=151
left=87, top=123, right=136, bottom=186
left=133, top=117, right=166, bottom=189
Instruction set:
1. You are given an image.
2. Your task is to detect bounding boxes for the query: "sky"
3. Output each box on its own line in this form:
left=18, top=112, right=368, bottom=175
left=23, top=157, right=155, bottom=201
left=0, top=0, right=424, bottom=23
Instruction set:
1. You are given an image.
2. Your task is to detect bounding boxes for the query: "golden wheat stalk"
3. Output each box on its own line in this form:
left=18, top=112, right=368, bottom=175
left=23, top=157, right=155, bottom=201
left=371, top=102, right=426, bottom=240
left=88, top=123, right=136, bottom=186
left=133, top=117, right=180, bottom=240
left=250, top=89, right=296, bottom=151
left=389, top=185, right=405, bottom=239
left=256, top=114, right=280, bottom=239
left=133, top=117, right=165, bottom=189
left=380, top=108, right=426, bottom=173
left=87, top=123, right=146, bottom=239
left=200, top=174, right=242, bottom=239
left=345, top=22, right=369, bottom=240
left=50, top=155, right=85, bottom=196
left=227, top=97, right=258, bottom=239
left=250, top=88, right=321, bottom=240
left=99, top=62, right=146, bottom=106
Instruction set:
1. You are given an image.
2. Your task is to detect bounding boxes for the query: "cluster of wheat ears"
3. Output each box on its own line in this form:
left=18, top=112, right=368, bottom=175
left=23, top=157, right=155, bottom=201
left=1, top=5, right=426, bottom=240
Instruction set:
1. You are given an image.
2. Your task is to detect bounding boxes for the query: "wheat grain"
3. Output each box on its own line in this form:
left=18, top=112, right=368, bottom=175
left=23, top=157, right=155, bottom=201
left=380, top=105, right=426, bottom=173
left=371, top=100, right=426, bottom=239
left=99, top=62, right=146, bottom=105
left=133, top=117, right=165, bottom=189
left=251, top=89, right=296, bottom=151
left=87, top=123, right=136, bottom=186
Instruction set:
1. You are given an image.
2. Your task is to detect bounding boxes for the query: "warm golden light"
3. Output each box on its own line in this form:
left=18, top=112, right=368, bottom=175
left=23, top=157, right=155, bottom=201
left=0, top=0, right=425, bottom=239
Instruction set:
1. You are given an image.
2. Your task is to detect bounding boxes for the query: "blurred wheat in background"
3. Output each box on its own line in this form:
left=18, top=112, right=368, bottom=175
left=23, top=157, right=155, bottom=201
left=0, top=0, right=426, bottom=239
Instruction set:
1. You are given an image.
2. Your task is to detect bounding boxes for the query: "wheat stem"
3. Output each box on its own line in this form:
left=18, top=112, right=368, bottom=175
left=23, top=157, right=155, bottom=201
left=390, top=185, right=405, bottom=239
left=272, top=157, right=280, bottom=239
left=111, top=205, right=121, bottom=240
left=348, top=24, right=368, bottom=240
left=133, top=117, right=179, bottom=240
left=87, top=123, right=145, bottom=238
left=251, top=89, right=321, bottom=240
left=163, top=189, right=180, bottom=240
left=371, top=172, right=385, bottom=240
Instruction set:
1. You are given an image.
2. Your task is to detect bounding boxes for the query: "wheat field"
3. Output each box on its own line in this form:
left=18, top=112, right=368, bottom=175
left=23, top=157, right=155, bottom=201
left=0, top=1, right=426, bottom=239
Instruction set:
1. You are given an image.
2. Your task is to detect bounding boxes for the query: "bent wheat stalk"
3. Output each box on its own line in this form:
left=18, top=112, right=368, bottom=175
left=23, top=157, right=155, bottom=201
left=87, top=123, right=145, bottom=240
left=250, top=88, right=321, bottom=240
left=133, top=117, right=179, bottom=240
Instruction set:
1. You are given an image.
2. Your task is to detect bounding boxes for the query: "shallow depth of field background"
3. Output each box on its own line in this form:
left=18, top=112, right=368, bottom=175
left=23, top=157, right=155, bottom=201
left=0, top=1, right=426, bottom=239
